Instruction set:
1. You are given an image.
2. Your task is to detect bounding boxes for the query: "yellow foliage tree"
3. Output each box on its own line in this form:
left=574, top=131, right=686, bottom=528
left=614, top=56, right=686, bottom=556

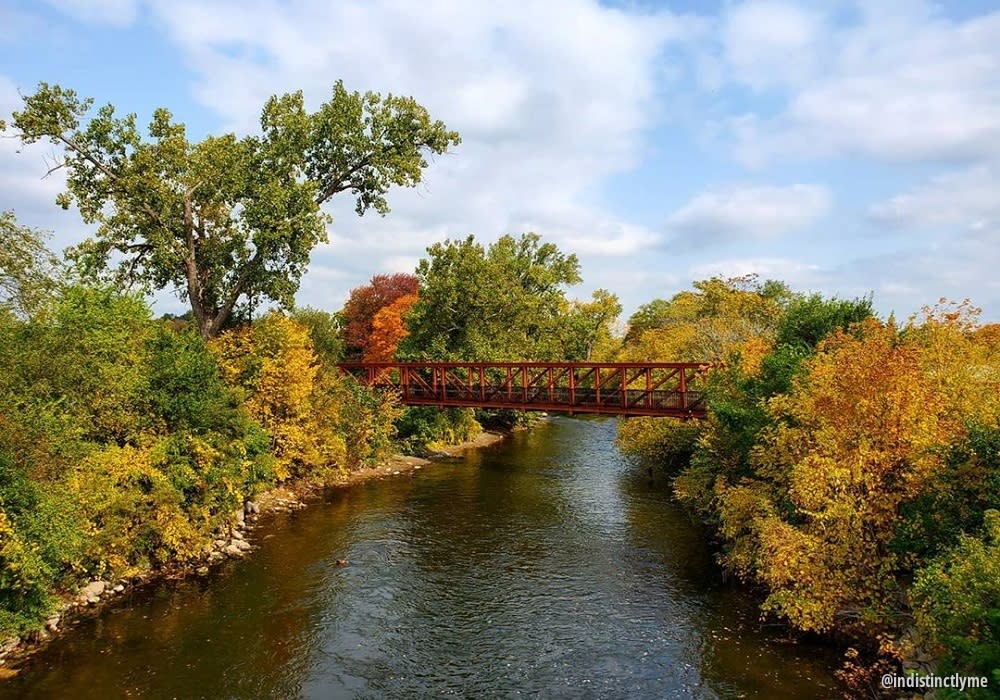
left=619, top=276, right=786, bottom=364
left=734, top=312, right=1000, bottom=632
left=618, top=276, right=787, bottom=466
left=211, top=313, right=345, bottom=481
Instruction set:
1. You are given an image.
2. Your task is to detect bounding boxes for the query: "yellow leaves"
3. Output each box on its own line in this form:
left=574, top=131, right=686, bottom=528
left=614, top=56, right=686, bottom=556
left=786, top=454, right=850, bottom=514
left=780, top=319, right=941, bottom=460
left=66, top=444, right=203, bottom=575
left=618, top=276, right=784, bottom=363
left=717, top=482, right=772, bottom=541
left=211, top=313, right=323, bottom=481
left=744, top=312, right=1000, bottom=632
left=756, top=515, right=849, bottom=633
left=733, top=336, right=772, bottom=378
left=917, top=297, right=982, bottom=333
left=615, top=416, right=700, bottom=465
left=0, top=508, right=30, bottom=575
left=618, top=324, right=698, bottom=363
left=211, top=312, right=370, bottom=481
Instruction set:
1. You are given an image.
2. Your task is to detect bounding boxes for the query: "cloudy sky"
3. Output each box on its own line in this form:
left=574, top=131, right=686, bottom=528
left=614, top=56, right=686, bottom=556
left=1, top=0, right=998, bottom=322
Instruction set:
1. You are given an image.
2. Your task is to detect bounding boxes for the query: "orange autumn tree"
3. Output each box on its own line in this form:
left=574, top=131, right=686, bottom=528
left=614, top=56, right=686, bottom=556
left=364, top=293, right=418, bottom=362
left=341, top=273, right=419, bottom=359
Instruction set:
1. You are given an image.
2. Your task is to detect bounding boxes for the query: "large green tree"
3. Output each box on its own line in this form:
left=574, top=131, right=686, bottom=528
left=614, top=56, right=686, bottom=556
left=402, top=233, right=581, bottom=360
left=560, top=288, right=622, bottom=360
left=4, top=82, right=460, bottom=338
left=0, top=210, right=59, bottom=317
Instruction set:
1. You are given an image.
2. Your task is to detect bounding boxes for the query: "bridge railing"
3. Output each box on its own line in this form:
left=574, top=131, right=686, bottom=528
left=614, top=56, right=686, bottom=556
left=337, top=361, right=710, bottom=418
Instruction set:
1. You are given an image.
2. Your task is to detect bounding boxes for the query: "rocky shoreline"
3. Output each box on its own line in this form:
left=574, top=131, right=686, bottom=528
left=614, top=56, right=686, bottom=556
left=0, top=430, right=507, bottom=676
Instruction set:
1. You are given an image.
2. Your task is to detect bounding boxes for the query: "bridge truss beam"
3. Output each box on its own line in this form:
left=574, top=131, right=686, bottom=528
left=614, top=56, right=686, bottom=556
left=337, top=362, right=709, bottom=418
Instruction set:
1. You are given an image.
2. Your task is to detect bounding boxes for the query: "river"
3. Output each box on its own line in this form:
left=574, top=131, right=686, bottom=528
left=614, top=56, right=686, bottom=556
left=2, top=416, right=840, bottom=699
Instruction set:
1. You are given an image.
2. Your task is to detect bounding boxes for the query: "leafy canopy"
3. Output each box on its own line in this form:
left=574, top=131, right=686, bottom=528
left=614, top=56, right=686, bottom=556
left=6, top=82, right=460, bottom=337
left=0, top=210, right=60, bottom=317
left=402, top=233, right=582, bottom=361
left=619, top=275, right=791, bottom=363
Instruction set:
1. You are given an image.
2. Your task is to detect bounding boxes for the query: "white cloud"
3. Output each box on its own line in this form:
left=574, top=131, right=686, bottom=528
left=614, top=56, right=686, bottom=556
left=0, top=75, right=89, bottom=253
left=839, top=230, right=1000, bottom=318
left=689, top=256, right=826, bottom=288
left=870, top=164, right=1000, bottom=230
left=723, top=3, right=1000, bottom=165
left=8, top=0, right=1000, bottom=324
left=723, top=1, right=824, bottom=90
left=667, top=184, right=831, bottom=242
left=133, top=0, right=694, bottom=305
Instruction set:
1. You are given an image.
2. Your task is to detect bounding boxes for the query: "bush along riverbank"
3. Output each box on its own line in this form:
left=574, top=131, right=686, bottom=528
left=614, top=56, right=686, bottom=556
left=0, top=428, right=508, bottom=675
left=0, top=286, right=503, bottom=674
left=615, top=279, right=1000, bottom=698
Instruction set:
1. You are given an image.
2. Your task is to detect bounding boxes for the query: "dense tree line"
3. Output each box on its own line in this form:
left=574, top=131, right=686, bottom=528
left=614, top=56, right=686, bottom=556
left=615, top=276, right=1000, bottom=697
left=0, top=214, right=402, bottom=637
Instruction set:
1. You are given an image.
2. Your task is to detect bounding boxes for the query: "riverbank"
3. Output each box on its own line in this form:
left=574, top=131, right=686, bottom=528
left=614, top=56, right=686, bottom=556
left=0, top=429, right=509, bottom=677
left=0, top=416, right=843, bottom=698
left=270, top=428, right=508, bottom=499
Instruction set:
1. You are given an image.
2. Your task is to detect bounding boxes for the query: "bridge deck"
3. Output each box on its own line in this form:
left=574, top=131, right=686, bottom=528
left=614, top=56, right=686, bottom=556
left=338, top=362, right=709, bottom=418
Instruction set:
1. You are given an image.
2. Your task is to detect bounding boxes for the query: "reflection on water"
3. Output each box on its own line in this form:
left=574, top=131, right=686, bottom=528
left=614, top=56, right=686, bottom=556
left=2, top=417, right=839, bottom=699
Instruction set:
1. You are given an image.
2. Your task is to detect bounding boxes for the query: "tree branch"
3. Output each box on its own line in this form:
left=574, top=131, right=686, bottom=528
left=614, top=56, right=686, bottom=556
left=43, top=159, right=67, bottom=178
left=56, top=132, right=175, bottom=240
left=315, top=154, right=371, bottom=205
left=121, top=248, right=151, bottom=288
left=211, top=250, right=263, bottom=336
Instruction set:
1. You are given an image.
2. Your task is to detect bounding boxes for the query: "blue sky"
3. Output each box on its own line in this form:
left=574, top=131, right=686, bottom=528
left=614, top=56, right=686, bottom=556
left=1, top=0, right=998, bottom=323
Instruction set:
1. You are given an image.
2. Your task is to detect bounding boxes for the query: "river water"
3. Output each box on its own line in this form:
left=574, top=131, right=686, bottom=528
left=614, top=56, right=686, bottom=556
left=2, top=417, right=840, bottom=699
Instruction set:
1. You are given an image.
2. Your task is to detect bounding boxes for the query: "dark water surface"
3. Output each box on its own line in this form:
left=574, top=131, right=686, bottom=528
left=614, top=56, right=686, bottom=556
left=3, top=417, right=840, bottom=698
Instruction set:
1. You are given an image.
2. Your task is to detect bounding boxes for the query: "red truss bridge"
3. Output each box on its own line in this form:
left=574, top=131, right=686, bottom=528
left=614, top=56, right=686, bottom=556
left=337, top=362, right=710, bottom=418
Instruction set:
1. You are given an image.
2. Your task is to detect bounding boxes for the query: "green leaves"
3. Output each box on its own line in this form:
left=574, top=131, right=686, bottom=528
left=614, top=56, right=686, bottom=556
left=914, top=507, right=1000, bottom=696
left=0, top=211, right=61, bottom=317
left=8, top=82, right=92, bottom=145
left=559, top=288, right=622, bottom=361
left=7, top=80, right=460, bottom=338
left=306, top=81, right=461, bottom=214
left=775, top=292, right=874, bottom=350
left=403, top=233, right=582, bottom=361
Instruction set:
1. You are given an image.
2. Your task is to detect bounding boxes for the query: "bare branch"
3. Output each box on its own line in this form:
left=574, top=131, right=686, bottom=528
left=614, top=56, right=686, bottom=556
left=42, top=155, right=67, bottom=179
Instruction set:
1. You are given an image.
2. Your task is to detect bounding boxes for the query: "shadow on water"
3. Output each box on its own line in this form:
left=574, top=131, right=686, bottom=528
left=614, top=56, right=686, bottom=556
left=2, top=416, right=840, bottom=699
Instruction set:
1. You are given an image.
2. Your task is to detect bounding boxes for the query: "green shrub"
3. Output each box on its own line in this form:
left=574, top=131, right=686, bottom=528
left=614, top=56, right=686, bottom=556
left=894, top=423, right=1000, bottom=564
left=913, top=510, right=1000, bottom=698
left=0, top=507, right=54, bottom=635
left=336, top=379, right=402, bottom=466
left=396, top=406, right=480, bottom=453
left=0, top=452, right=86, bottom=635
